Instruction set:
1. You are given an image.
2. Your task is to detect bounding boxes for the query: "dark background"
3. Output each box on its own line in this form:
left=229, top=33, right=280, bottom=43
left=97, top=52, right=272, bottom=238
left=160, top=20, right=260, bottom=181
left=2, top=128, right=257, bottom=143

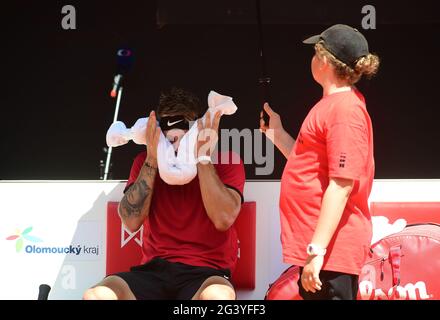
left=1, top=0, right=439, bottom=180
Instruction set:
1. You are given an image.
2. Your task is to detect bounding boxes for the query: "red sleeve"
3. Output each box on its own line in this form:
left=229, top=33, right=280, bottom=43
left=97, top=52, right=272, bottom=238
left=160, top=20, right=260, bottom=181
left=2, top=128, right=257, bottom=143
left=124, top=151, right=147, bottom=193
left=326, top=105, right=369, bottom=181
left=214, top=151, right=246, bottom=203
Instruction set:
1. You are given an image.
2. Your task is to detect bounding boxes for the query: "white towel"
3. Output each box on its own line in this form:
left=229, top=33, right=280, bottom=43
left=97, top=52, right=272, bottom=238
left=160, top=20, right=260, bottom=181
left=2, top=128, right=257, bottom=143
left=106, top=90, right=238, bottom=185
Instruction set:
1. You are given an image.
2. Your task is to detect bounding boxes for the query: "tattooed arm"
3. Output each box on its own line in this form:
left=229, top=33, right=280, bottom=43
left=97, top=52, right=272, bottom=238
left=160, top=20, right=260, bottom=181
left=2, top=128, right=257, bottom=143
left=118, top=111, right=161, bottom=232
left=118, top=157, right=157, bottom=232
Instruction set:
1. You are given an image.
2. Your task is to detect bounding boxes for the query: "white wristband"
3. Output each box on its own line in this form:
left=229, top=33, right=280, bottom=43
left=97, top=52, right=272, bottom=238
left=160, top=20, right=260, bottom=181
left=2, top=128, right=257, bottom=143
left=197, top=155, right=212, bottom=164
left=306, top=244, right=327, bottom=256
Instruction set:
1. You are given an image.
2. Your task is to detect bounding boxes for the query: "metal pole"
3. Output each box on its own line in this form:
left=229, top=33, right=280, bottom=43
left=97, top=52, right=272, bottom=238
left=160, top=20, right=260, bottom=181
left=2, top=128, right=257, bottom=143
left=255, top=0, right=271, bottom=125
left=103, top=86, right=123, bottom=180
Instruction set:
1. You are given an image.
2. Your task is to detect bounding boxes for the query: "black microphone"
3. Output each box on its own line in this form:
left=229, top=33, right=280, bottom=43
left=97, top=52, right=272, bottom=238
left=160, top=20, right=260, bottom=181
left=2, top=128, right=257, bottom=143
left=38, top=284, right=51, bottom=300
left=110, top=47, right=134, bottom=98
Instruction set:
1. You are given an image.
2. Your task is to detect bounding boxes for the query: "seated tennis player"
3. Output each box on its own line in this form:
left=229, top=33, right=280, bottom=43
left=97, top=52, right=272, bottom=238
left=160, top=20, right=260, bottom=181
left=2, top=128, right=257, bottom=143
left=83, top=87, right=245, bottom=300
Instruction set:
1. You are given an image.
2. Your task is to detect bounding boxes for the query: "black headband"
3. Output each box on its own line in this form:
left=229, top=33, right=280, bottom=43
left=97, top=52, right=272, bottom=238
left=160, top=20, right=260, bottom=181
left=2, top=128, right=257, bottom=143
left=159, top=115, right=190, bottom=131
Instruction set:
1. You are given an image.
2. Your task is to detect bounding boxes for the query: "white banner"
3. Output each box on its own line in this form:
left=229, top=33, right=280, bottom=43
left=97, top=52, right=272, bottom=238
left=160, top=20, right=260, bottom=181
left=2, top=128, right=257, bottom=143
left=0, top=181, right=124, bottom=300
left=1, top=179, right=440, bottom=300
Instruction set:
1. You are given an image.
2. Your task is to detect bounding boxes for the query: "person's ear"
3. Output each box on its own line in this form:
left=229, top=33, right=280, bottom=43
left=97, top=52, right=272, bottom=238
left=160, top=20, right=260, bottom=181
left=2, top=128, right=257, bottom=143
left=320, top=55, right=329, bottom=70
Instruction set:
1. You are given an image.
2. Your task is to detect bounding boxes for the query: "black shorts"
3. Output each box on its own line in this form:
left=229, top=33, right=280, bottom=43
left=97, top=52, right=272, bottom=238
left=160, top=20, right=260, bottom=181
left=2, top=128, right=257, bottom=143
left=113, top=257, right=232, bottom=300
left=298, top=267, right=359, bottom=300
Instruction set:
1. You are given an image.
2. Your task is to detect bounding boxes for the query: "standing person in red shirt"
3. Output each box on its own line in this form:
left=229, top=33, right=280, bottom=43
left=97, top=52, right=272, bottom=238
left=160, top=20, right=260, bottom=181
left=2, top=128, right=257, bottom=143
left=84, top=88, right=245, bottom=300
left=260, top=24, right=380, bottom=300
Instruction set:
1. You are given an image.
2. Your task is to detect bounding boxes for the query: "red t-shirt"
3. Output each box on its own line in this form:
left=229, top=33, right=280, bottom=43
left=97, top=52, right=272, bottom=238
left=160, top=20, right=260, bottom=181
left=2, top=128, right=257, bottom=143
left=279, top=89, right=374, bottom=275
left=125, top=151, right=245, bottom=272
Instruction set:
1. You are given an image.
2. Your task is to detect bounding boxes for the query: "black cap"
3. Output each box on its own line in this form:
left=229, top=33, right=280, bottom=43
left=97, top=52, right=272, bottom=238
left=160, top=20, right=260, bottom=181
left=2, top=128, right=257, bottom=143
left=303, top=24, right=369, bottom=68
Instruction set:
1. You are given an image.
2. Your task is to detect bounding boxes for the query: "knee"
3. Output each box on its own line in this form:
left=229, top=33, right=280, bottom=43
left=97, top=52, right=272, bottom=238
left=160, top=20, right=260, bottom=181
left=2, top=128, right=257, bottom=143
left=199, top=284, right=235, bottom=300
left=83, top=286, right=118, bottom=300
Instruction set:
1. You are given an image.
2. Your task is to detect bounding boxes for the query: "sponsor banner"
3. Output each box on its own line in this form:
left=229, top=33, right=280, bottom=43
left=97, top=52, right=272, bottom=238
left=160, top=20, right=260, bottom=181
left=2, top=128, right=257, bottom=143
left=1, top=180, right=440, bottom=299
left=5, top=222, right=101, bottom=261
left=0, top=181, right=124, bottom=300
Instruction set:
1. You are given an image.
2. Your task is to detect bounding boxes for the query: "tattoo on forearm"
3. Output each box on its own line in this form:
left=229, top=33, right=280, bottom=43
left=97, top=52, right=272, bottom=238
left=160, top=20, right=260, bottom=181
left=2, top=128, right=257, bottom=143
left=120, top=163, right=156, bottom=218
left=143, top=161, right=157, bottom=176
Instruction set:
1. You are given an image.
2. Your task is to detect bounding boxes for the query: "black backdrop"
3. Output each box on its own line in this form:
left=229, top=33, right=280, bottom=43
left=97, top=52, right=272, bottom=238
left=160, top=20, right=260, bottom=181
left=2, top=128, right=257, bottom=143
left=2, top=0, right=440, bottom=180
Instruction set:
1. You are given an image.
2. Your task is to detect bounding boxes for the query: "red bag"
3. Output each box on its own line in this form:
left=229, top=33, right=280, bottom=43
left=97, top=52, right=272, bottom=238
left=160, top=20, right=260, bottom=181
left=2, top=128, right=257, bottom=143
left=264, top=265, right=302, bottom=300
left=358, top=224, right=440, bottom=300
left=266, top=224, right=440, bottom=300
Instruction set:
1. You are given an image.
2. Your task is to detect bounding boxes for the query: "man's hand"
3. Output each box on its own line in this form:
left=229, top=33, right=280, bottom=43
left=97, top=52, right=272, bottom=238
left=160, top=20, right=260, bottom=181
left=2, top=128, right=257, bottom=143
left=301, top=255, right=324, bottom=293
left=146, top=110, right=161, bottom=167
left=196, top=110, right=221, bottom=159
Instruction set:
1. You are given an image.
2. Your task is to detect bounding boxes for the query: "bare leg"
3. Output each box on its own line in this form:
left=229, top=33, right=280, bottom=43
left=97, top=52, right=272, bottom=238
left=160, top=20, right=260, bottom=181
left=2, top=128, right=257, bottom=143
left=83, top=275, right=136, bottom=300
left=192, top=276, right=235, bottom=300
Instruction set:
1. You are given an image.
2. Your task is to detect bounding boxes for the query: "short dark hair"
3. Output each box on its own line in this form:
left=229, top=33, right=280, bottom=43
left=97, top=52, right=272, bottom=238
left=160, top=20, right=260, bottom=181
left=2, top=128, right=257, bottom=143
left=157, top=87, right=202, bottom=121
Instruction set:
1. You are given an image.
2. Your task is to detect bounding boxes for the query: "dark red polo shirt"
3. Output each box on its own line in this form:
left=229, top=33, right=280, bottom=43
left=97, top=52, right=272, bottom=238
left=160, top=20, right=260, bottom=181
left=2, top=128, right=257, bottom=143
left=125, top=151, right=245, bottom=272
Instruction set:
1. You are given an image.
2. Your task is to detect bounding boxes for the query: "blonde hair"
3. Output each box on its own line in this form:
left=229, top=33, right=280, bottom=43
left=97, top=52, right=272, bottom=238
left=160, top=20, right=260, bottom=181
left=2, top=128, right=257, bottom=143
left=315, top=41, right=380, bottom=85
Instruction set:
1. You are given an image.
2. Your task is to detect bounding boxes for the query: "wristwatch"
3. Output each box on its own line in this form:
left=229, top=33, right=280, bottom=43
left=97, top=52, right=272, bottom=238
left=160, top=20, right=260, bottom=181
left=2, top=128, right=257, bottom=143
left=306, top=243, right=327, bottom=256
